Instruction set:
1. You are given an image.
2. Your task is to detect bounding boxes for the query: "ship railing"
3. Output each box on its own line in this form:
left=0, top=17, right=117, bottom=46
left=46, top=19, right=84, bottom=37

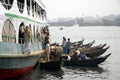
left=32, top=9, right=35, bottom=17
left=2, top=36, right=41, bottom=44
left=1, top=2, right=12, bottom=10
left=2, top=36, right=16, bottom=43
left=18, top=38, right=43, bottom=54
left=17, top=1, right=24, bottom=12
left=18, top=37, right=42, bottom=44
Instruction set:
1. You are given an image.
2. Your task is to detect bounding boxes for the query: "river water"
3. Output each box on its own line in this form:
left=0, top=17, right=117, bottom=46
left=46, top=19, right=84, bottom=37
left=13, top=26, right=120, bottom=80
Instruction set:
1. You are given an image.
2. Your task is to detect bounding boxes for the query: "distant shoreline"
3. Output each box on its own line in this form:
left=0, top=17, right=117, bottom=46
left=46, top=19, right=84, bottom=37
left=48, top=14, right=120, bottom=26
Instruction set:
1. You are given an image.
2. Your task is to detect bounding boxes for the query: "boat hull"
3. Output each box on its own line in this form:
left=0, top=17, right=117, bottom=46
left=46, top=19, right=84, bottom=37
left=0, top=53, right=42, bottom=80
left=0, top=66, right=33, bottom=80
left=39, top=60, right=63, bottom=70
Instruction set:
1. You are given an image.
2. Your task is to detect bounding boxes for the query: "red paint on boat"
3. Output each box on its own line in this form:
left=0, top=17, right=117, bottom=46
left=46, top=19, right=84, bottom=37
left=0, top=66, right=33, bottom=80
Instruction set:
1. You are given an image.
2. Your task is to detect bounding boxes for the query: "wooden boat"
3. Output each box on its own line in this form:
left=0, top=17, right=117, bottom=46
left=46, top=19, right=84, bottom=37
left=78, top=40, right=95, bottom=48
left=78, top=43, right=107, bottom=53
left=85, top=46, right=110, bottom=58
left=64, top=53, right=111, bottom=67
left=39, top=59, right=63, bottom=70
left=0, top=0, right=48, bottom=79
left=72, top=39, right=85, bottom=46
left=62, top=46, right=110, bottom=61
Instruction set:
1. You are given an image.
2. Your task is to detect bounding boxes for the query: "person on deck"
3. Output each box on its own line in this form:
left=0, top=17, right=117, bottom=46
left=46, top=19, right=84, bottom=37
left=66, top=38, right=72, bottom=54
left=36, top=29, right=41, bottom=41
left=19, top=26, right=24, bottom=44
left=62, top=37, right=67, bottom=54
left=23, top=26, right=32, bottom=54
left=41, top=30, right=46, bottom=49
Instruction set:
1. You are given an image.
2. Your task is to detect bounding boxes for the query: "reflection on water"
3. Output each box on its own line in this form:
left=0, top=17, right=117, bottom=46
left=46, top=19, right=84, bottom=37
left=63, top=66, right=110, bottom=80
left=11, top=66, right=109, bottom=80
left=37, top=69, right=64, bottom=80
left=10, top=67, right=64, bottom=80
left=64, top=66, right=106, bottom=74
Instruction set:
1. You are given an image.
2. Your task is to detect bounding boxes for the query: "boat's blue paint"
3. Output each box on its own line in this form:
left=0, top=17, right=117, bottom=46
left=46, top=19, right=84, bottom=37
left=0, top=55, right=40, bottom=68
left=0, top=42, right=43, bottom=54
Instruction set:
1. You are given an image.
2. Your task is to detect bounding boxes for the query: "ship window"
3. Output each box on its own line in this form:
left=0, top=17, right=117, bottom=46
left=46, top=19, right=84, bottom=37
left=0, top=0, right=14, bottom=10
left=17, top=0, right=25, bottom=13
left=32, top=0, right=35, bottom=17
left=35, top=3, right=40, bottom=18
left=27, top=0, right=30, bottom=15
left=2, top=19, right=16, bottom=43
left=38, top=6, right=41, bottom=17
left=41, top=9, right=45, bottom=20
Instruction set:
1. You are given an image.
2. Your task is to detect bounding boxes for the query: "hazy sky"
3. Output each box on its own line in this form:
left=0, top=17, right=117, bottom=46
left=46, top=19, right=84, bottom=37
left=42, top=0, right=120, bottom=20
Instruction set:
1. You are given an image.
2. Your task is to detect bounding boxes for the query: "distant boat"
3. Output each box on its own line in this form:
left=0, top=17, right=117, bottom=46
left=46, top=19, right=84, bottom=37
left=73, top=19, right=79, bottom=27
left=59, top=27, right=63, bottom=30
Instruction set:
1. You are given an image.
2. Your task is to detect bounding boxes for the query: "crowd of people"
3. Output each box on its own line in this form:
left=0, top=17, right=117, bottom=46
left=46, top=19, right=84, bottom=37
left=19, top=25, right=50, bottom=55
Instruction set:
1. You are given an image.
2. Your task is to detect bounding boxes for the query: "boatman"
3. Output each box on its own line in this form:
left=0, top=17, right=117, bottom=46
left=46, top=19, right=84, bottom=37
left=62, top=37, right=67, bottom=54
left=66, top=38, right=72, bottom=54
left=45, top=40, right=50, bottom=62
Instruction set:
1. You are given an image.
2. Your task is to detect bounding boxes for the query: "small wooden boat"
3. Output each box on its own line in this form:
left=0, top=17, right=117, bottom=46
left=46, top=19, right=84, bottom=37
left=72, top=39, right=85, bottom=47
left=79, top=40, right=95, bottom=48
left=64, top=53, right=111, bottom=67
left=39, top=59, right=63, bottom=70
left=85, top=46, right=110, bottom=58
left=78, top=43, right=107, bottom=53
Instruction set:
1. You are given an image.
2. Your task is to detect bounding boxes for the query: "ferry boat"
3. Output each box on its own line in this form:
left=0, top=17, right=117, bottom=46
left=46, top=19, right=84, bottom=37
left=0, top=0, right=48, bottom=79
left=59, top=27, right=63, bottom=30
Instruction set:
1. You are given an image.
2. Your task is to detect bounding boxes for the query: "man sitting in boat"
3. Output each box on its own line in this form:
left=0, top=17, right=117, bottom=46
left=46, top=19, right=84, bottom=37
left=67, top=49, right=88, bottom=61
left=71, top=52, right=79, bottom=60
left=67, top=49, right=80, bottom=61
left=80, top=52, right=88, bottom=60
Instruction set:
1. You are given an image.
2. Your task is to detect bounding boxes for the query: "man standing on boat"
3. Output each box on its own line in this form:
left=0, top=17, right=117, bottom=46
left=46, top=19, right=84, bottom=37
left=45, top=40, right=50, bottom=62
left=23, top=26, right=32, bottom=54
left=62, top=37, right=67, bottom=54
left=66, top=38, right=72, bottom=54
